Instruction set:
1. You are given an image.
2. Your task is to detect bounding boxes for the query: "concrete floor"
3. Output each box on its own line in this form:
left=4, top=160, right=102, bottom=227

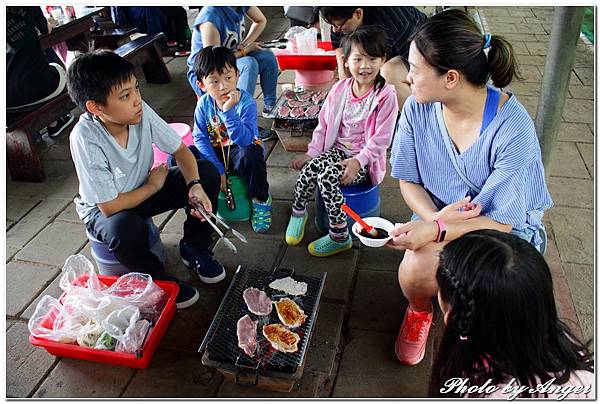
left=5, top=6, right=594, bottom=398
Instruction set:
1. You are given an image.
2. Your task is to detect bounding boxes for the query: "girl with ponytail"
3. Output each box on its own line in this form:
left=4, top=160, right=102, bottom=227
left=387, top=10, right=553, bottom=366
left=431, top=230, right=593, bottom=398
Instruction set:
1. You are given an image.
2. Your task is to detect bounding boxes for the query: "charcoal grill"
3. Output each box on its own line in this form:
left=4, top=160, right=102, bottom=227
left=199, top=266, right=326, bottom=392
left=272, top=89, right=328, bottom=136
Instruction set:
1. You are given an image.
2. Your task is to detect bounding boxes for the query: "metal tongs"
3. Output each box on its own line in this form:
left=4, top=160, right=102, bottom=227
left=191, top=202, right=247, bottom=253
left=259, top=38, right=288, bottom=49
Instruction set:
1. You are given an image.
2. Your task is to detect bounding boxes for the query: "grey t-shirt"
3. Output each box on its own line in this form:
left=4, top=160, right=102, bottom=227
left=70, top=101, right=182, bottom=222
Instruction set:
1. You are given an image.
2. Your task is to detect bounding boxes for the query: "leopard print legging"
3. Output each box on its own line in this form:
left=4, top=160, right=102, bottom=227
left=293, top=148, right=369, bottom=226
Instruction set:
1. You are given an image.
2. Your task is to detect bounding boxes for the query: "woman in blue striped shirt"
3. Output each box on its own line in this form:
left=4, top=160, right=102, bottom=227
left=387, top=10, right=553, bottom=366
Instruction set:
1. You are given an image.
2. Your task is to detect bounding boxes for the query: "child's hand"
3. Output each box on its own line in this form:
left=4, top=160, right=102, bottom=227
left=146, top=164, right=169, bottom=192
left=189, top=184, right=212, bottom=220
left=220, top=174, right=229, bottom=193
left=222, top=90, right=240, bottom=112
left=340, top=158, right=361, bottom=185
left=292, top=154, right=311, bottom=170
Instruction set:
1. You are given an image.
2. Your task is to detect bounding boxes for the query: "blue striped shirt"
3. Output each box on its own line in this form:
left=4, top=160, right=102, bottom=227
left=390, top=94, right=553, bottom=231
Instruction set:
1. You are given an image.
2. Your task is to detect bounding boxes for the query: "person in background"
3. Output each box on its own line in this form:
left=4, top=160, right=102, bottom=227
left=319, top=6, right=427, bottom=110
left=431, top=230, right=593, bottom=398
left=186, top=6, right=278, bottom=141
left=285, top=26, right=398, bottom=257
left=387, top=10, right=552, bottom=366
left=7, top=6, right=74, bottom=138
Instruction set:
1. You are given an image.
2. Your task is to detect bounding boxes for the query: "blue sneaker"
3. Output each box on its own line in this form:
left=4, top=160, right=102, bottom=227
left=179, top=240, right=226, bottom=284
left=251, top=195, right=272, bottom=233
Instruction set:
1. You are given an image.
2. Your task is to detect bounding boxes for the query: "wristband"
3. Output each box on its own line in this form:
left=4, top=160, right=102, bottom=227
left=238, top=47, right=246, bottom=57
left=187, top=178, right=204, bottom=192
left=433, top=219, right=447, bottom=243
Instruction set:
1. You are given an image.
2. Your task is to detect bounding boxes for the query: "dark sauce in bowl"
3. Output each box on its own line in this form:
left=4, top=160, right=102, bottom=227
left=359, top=227, right=389, bottom=239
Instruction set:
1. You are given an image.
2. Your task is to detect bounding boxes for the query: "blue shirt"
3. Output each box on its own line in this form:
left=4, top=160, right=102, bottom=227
left=390, top=94, right=553, bottom=231
left=192, top=88, right=260, bottom=175
left=187, top=6, right=249, bottom=89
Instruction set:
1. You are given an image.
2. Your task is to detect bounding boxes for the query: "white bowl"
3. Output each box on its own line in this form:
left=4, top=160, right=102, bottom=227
left=351, top=217, right=394, bottom=248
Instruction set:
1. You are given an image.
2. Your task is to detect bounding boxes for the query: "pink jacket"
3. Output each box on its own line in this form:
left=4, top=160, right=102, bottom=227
left=307, top=78, right=399, bottom=185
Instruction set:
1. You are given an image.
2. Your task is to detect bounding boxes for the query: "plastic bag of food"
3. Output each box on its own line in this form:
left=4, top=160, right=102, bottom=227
left=296, top=27, right=319, bottom=55
left=102, top=305, right=151, bottom=354
left=105, top=272, right=168, bottom=321
left=76, top=320, right=103, bottom=347
left=284, top=26, right=307, bottom=54
left=59, top=254, right=105, bottom=294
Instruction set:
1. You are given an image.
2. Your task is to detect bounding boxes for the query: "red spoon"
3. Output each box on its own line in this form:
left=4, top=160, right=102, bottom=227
left=341, top=203, right=379, bottom=237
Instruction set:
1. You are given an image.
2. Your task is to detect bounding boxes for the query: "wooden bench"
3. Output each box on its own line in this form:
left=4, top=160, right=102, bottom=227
left=6, top=92, right=76, bottom=182
left=92, top=26, right=138, bottom=50
left=115, top=32, right=171, bottom=84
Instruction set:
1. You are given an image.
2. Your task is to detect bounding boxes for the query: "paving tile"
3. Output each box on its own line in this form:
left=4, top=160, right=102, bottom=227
left=267, top=167, right=299, bottom=200
left=153, top=210, right=176, bottom=229
left=357, top=245, right=403, bottom=272
left=266, top=141, right=304, bottom=167
left=122, top=350, right=222, bottom=397
left=500, top=33, right=539, bottom=43
left=7, top=322, right=58, bottom=398
left=524, top=41, right=547, bottom=56
left=332, top=328, right=439, bottom=398
left=578, top=314, right=594, bottom=344
left=212, top=237, right=283, bottom=274
left=217, top=200, right=293, bottom=241
left=55, top=202, right=80, bottom=223
left=16, top=221, right=88, bottom=268
left=280, top=245, right=358, bottom=303
left=379, top=187, right=413, bottom=224
left=547, top=177, right=593, bottom=209
left=21, top=273, right=64, bottom=320
left=43, top=158, right=77, bottom=179
left=32, top=358, right=135, bottom=398
left=305, top=302, right=345, bottom=375
left=348, top=270, right=407, bottom=333
left=548, top=142, right=591, bottom=179
left=507, top=8, right=535, bottom=18
left=45, top=175, right=81, bottom=200
left=563, top=263, right=593, bottom=315
left=7, top=319, right=17, bottom=331
left=515, top=54, right=546, bottom=66
left=508, top=40, right=529, bottom=55
left=513, top=22, right=546, bottom=34
left=6, top=196, right=40, bottom=222
left=6, top=198, right=72, bottom=249
left=277, top=69, right=296, bottom=84
left=217, top=370, right=330, bottom=398
left=569, top=85, right=594, bottom=100
left=562, top=98, right=594, bottom=124
left=515, top=94, right=537, bottom=117
left=479, top=7, right=510, bottom=16
left=557, top=122, right=594, bottom=143
left=509, top=80, right=540, bottom=97
left=6, top=260, right=60, bottom=317
left=576, top=143, right=594, bottom=178
left=573, top=67, right=594, bottom=86
left=7, top=177, right=68, bottom=199
left=548, top=207, right=593, bottom=265
left=6, top=246, right=19, bottom=262
left=161, top=209, right=186, bottom=235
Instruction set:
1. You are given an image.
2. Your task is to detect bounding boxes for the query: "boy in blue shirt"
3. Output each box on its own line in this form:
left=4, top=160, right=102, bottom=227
left=67, top=50, right=226, bottom=309
left=187, top=46, right=272, bottom=232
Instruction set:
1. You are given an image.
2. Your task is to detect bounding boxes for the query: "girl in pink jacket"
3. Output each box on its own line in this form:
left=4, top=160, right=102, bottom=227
left=285, top=26, right=399, bottom=257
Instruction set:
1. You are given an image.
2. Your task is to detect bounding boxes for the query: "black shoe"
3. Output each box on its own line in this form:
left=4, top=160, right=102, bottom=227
left=159, top=274, right=200, bottom=309
left=47, top=113, right=75, bottom=138
left=179, top=240, right=226, bottom=284
left=257, top=126, right=275, bottom=141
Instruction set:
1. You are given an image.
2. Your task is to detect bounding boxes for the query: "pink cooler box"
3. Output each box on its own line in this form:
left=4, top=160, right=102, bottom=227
left=152, top=123, right=193, bottom=168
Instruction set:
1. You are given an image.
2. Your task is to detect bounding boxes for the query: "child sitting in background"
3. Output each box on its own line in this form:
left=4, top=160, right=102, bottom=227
left=285, top=26, right=398, bottom=257
left=431, top=230, right=594, bottom=398
left=186, top=45, right=272, bottom=233
left=67, top=50, right=226, bottom=310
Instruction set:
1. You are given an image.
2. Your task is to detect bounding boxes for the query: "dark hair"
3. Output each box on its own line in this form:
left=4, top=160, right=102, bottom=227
left=341, top=25, right=388, bottom=93
left=194, top=46, right=238, bottom=81
left=410, top=9, right=521, bottom=88
left=319, top=6, right=359, bottom=23
left=66, top=49, right=136, bottom=112
left=430, top=230, right=594, bottom=398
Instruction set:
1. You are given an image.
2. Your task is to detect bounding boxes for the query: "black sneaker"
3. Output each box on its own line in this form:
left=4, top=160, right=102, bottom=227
left=47, top=113, right=75, bottom=138
left=257, top=126, right=275, bottom=141
left=179, top=240, right=226, bottom=284
left=159, top=275, right=199, bottom=310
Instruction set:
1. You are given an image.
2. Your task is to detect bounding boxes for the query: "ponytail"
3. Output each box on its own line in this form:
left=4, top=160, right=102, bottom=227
left=487, top=35, right=522, bottom=88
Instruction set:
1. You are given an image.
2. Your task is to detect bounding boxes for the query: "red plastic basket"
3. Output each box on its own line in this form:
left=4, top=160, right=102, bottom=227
left=29, top=275, right=179, bottom=369
left=274, top=41, right=337, bottom=71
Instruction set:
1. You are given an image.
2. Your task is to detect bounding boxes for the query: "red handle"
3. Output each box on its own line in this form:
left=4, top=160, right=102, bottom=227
left=341, top=204, right=373, bottom=231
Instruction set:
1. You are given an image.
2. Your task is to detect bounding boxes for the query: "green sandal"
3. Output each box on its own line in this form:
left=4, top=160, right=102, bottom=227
left=285, top=212, right=308, bottom=246
left=308, top=234, right=352, bottom=257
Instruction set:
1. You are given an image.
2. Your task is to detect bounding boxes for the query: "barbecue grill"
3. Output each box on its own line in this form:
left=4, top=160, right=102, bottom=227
left=199, top=266, right=327, bottom=392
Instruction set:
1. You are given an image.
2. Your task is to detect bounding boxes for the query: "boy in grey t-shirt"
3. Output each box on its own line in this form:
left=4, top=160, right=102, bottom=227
left=67, top=50, right=225, bottom=309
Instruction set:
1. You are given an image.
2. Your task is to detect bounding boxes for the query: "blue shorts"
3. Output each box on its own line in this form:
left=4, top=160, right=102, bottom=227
left=410, top=212, right=547, bottom=256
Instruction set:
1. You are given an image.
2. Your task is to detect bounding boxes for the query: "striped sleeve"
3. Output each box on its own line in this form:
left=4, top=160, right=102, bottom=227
left=390, top=96, right=422, bottom=184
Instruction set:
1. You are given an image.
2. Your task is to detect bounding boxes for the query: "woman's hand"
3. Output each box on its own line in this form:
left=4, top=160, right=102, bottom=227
left=146, top=164, right=169, bottom=192
left=340, top=158, right=361, bottom=185
left=386, top=221, right=438, bottom=251
left=243, top=42, right=262, bottom=54
left=432, top=196, right=482, bottom=222
left=292, top=154, right=311, bottom=170
left=189, top=184, right=212, bottom=221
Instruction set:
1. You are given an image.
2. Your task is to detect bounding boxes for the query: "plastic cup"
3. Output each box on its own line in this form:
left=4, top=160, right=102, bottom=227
left=351, top=217, right=394, bottom=248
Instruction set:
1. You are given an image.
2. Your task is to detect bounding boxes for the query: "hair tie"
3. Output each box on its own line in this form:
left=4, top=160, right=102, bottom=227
left=483, top=33, right=492, bottom=50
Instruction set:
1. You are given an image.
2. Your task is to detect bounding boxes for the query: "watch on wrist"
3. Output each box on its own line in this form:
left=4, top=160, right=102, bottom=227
left=433, top=219, right=447, bottom=243
left=187, top=178, right=204, bottom=192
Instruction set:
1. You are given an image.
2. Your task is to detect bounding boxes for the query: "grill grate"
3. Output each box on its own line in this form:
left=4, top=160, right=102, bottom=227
left=199, top=266, right=326, bottom=377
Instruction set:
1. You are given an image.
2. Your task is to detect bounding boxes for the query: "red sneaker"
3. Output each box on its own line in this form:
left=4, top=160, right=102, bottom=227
left=395, top=306, right=433, bottom=365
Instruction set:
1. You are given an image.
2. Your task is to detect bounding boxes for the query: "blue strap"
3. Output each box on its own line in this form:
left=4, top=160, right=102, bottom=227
left=434, top=103, right=482, bottom=195
left=480, top=86, right=500, bottom=134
